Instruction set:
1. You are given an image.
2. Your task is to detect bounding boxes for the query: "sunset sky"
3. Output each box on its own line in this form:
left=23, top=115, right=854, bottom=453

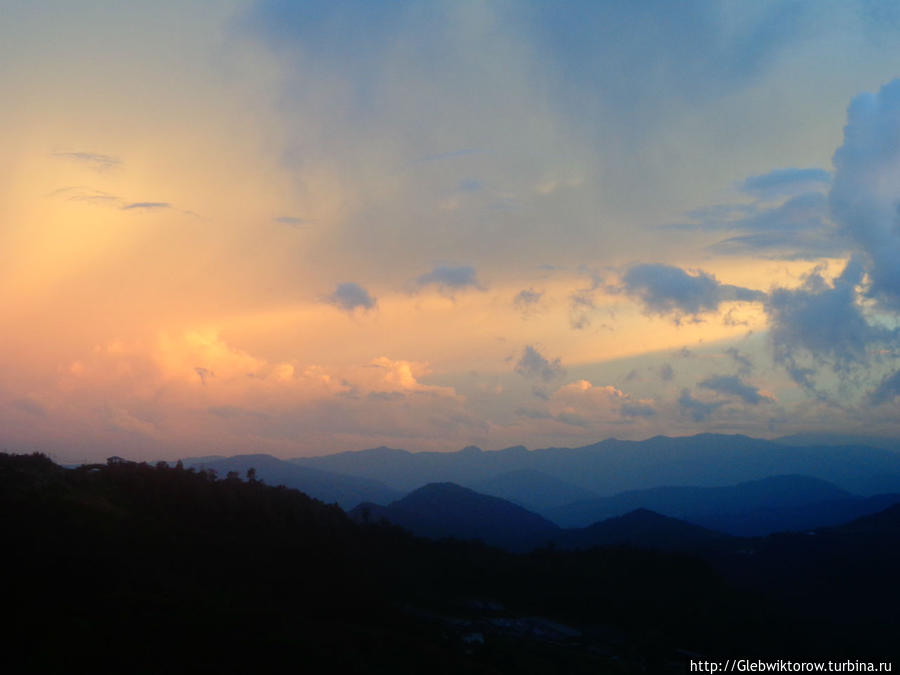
left=5, top=1, right=900, bottom=463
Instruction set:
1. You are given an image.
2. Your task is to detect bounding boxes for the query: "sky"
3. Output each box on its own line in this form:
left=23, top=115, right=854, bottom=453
left=4, top=0, right=900, bottom=463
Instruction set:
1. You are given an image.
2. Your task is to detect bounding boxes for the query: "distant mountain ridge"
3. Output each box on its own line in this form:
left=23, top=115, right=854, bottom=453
left=547, top=475, right=852, bottom=529
left=181, top=453, right=401, bottom=509
left=292, top=433, right=900, bottom=497
left=468, top=469, right=599, bottom=511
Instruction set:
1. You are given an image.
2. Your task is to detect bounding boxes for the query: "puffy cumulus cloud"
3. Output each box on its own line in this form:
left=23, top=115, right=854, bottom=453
left=829, top=79, right=900, bottom=312
left=550, top=379, right=656, bottom=425
left=33, top=327, right=471, bottom=456
left=764, top=259, right=896, bottom=387
left=699, top=374, right=774, bottom=405
left=620, top=263, right=765, bottom=318
left=413, top=265, right=483, bottom=294
left=740, top=167, right=832, bottom=199
left=361, top=356, right=459, bottom=399
left=678, top=389, right=726, bottom=422
left=326, top=282, right=377, bottom=312
left=515, top=345, right=565, bottom=382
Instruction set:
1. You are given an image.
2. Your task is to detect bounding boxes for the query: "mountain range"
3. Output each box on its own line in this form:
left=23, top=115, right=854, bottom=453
left=292, top=433, right=900, bottom=497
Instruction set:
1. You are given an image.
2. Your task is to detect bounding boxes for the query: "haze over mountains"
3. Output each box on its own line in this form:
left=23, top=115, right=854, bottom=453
left=291, top=434, right=900, bottom=497
left=183, top=434, right=900, bottom=541
left=183, top=453, right=400, bottom=509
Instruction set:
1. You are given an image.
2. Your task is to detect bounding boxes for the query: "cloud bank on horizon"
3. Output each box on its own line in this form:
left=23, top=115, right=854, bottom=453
left=2, top=0, right=900, bottom=462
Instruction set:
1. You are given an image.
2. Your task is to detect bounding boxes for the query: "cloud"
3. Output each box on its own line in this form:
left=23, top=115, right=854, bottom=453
left=710, top=192, right=845, bottom=259
left=678, top=389, right=726, bottom=422
left=275, top=216, right=309, bottom=227
left=699, top=374, right=774, bottom=405
left=364, top=356, right=459, bottom=399
left=620, top=401, right=656, bottom=417
left=740, top=167, right=831, bottom=198
left=103, top=405, right=159, bottom=438
left=552, top=379, right=655, bottom=424
left=869, top=369, right=900, bottom=406
left=659, top=364, right=674, bottom=381
left=121, top=202, right=171, bottom=211
left=724, top=347, right=753, bottom=375
left=10, top=397, right=46, bottom=417
left=52, top=151, right=122, bottom=172
left=208, top=405, right=269, bottom=420
left=513, top=288, right=543, bottom=311
left=765, top=259, right=894, bottom=385
left=620, top=263, right=765, bottom=317
left=829, top=78, right=900, bottom=312
left=671, top=191, right=843, bottom=260
left=413, top=265, right=483, bottom=293
left=515, top=345, right=565, bottom=382
left=327, top=282, right=377, bottom=312
left=514, top=407, right=552, bottom=420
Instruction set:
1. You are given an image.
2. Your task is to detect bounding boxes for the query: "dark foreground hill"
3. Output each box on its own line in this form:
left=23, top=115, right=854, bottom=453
left=3, top=452, right=898, bottom=672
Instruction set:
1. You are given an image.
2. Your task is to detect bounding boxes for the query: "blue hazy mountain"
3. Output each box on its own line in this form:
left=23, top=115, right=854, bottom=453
left=349, top=482, right=733, bottom=555
left=556, top=508, right=733, bottom=552
left=349, top=482, right=561, bottom=552
left=775, top=433, right=900, bottom=452
left=293, top=434, right=900, bottom=497
left=546, top=474, right=900, bottom=535
left=689, top=492, right=900, bottom=536
left=467, top=469, right=599, bottom=512
left=182, top=453, right=401, bottom=509
left=547, top=475, right=851, bottom=527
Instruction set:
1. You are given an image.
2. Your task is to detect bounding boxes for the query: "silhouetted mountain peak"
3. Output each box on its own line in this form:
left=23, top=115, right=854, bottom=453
left=361, top=482, right=560, bottom=551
